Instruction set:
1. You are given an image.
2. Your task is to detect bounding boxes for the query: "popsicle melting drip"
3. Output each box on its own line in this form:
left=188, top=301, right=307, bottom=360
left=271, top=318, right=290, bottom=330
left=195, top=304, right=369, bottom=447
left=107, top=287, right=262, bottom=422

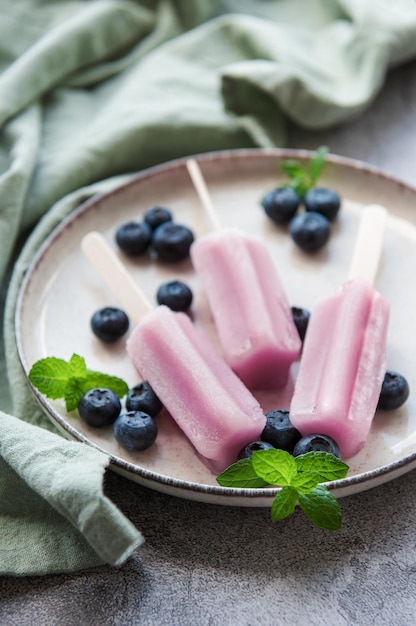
left=289, top=205, right=390, bottom=459
left=81, top=232, right=266, bottom=474
left=187, top=158, right=301, bottom=390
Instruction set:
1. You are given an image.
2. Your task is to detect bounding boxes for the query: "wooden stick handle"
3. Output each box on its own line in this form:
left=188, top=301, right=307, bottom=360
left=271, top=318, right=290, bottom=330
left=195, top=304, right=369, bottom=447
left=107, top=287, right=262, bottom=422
left=186, top=158, right=222, bottom=232
left=348, top=204, right=388, bottom=285
left=81, top=231, right=152, bottom=325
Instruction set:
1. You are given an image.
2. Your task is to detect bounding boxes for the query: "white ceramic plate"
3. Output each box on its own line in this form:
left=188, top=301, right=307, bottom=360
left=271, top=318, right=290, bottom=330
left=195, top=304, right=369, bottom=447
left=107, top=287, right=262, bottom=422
left=15, top=149, right=416, bottom=505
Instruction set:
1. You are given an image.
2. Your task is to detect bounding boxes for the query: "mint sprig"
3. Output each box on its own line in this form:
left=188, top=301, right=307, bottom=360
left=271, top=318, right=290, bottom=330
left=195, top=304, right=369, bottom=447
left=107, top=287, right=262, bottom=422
left=281, top=145, right=329, bottom=197
left=28, top=353, right=129, bottom=412
left=216, top=449, right=348, bottom=531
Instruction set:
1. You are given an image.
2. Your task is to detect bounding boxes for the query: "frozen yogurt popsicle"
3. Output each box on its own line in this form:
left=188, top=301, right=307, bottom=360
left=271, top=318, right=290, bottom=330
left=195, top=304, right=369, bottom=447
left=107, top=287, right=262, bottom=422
left=187, top=159, right=301, bottom=390
left=289, top=205, right=390, bottom=459
left=81, top=232, right=266, bottom=473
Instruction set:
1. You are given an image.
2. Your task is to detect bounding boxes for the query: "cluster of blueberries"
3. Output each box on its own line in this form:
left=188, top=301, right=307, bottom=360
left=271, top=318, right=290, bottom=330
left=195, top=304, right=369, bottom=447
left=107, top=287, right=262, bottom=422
left=261, top=186, right=341, bottom=252
left=115, top=205, right=194, bottom=262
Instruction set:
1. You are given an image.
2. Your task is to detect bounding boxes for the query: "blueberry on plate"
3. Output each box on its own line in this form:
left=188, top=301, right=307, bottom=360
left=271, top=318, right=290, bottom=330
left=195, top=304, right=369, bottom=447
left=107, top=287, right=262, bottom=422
left=261, top=409, right=302, bottom=453
left=115, top=220, right=152, bottom=256
left=78, top=388, right=121, bottom=427
left=261, top=186, right=300, bottom=224
left=289, top=211, right=330, bottom=252
left=291, top=306, right=310, bottom=341
left=152, top=222, right=195, bottom=262
left=377, top=370, right=410, bottom=410
left=126, top=381, right=163, bottom=417
left=113, top=411, right=158, bottom=452
left=304, top=187, right=341, bottom=221
left=237, top=441, right=275, bottom=460
left=292, top=434, right=341, bottom=458
left=156, top=280, right=193, bottom=312
left=91, top=306, right=129, bottom=342
left=144, top=206, right=173, bottom=230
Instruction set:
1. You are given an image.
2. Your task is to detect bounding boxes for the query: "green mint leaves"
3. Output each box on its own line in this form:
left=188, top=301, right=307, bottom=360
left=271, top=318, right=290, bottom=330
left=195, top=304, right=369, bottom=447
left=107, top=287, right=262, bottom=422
left=216, top=449, right=348, bottom=531
left=28, top=353, right=129, bottom=412
left=281, top=145, right=328, bottom=197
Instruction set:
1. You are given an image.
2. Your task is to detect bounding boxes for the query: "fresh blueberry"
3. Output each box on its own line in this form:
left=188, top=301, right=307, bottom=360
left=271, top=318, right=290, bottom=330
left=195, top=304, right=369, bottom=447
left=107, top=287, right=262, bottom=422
left=152, top=222, right=195, bottom=262
left=377, top=371, right=410, bottom=410
left=144, top=206, right=173, bottom=230
left=78, top=388, right=121, bottom=427
left=289, top=211, right=330, bottom=252
left=261, top=187, right=301, bottom=224
left=156, top=280, right=193, bottom=312
left=261, top=409, right=302, bottom=453
left=126, top=381, right=163, bottom=417
left=292, top=433, right=341, bottom=458
left=115, top=220, right=152, bottom=256
left=237, top=441, right=276, bottom=460
left=291, top=306, right=310, bottom=341
left=304, top=187, right=341, bottom=221
left=113, top=411, right=158, bottom=452
left=90, top=307, right=129, bottom=342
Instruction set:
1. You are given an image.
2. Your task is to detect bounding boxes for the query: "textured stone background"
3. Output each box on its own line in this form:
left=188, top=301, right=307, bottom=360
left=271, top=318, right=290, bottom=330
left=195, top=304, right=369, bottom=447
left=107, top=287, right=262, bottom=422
left=2, top=59, right=416, bottom=626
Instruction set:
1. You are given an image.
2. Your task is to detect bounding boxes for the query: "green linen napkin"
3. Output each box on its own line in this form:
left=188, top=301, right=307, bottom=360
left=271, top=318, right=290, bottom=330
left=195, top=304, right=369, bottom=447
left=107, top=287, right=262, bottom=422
left=2, top=0, right=416, bottom=576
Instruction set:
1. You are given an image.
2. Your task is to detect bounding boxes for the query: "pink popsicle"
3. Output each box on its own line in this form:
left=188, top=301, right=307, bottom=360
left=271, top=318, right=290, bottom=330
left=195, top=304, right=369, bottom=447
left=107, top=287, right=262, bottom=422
left=187, top=159, right=301, bottom=390
left=81, top=232, right=266, bottom=474
left=127, top=305, right=266, bottom=473
left=290, top=205, right=390, bottom=459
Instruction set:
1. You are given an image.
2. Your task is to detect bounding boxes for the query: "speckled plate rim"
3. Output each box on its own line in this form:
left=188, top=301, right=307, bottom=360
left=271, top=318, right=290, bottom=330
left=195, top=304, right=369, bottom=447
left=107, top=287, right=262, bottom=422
left=15, top=147, right=416, bottom=506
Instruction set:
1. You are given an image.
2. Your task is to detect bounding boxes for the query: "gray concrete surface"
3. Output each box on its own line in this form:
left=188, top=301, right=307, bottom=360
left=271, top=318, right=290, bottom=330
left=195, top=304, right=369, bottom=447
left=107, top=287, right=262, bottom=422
left=2, top=59, right=416, bottom=626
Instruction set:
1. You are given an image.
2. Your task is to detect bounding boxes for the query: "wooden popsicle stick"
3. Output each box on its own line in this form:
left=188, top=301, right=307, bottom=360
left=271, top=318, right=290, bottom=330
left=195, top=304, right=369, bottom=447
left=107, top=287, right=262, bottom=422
left=347, top=204, right=388, bottom=286
left=186, top=158, right=222, bottom=232
left=80, top=231, right=152, bottom=325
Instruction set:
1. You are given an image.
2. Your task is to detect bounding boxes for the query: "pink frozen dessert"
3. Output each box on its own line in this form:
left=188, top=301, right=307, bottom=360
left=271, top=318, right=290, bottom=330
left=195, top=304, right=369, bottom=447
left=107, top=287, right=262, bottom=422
left=290, top=205, right=390, bottom=459
left=187, top=158, right=301, bottom=391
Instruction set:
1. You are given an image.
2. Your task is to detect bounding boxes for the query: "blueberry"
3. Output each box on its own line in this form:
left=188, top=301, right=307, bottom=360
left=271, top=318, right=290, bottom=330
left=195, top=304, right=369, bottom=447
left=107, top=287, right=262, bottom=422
left=291, top=306, right=310, bottom=341
left=292, top=434, right=341, bottom=458
left=126, top=381, right=163, bottom=417
left=156, top=280, right=193, bottom=312
left=144, top=206, right=173, bottom=230
left=261, top=187, right=300, bottom=224
left=289, top=211, right=330, bottom=252
left=237, top=441, right=275, bottom=460
left=115, top=220, right=152, bottom=256
left=261, top=409, right=302, bottom=453
left=113, top=411, right=158, bottom=452
left=377, top=371, right=410, bottom=411
left=304, top=187, right=341, bottom=221
left=78, top=388, right=121, bottom=427
left=90, top=307, right=129, bottom=342
left=152, top=222, right=195, bottom=262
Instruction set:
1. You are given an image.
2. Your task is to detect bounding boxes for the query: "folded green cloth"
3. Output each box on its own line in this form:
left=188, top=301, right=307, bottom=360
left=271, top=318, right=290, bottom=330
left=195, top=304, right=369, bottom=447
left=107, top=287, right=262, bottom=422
left=2, top=0, right=416, bottom=576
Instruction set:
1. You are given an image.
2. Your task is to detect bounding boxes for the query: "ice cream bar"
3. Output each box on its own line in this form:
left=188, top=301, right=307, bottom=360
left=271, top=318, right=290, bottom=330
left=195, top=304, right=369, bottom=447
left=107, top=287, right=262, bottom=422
left=187, top=159, right=301, bottom=390
left=81, top=232, right=266, bottom=473
left=127, top=305, right=266, bottom=473
left=289, top=205, right=390, bottom=459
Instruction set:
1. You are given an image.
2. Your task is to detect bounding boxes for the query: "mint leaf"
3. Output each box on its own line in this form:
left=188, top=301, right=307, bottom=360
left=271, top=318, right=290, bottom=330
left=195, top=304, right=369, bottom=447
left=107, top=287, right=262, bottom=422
left=280, top=146, right=329, bottom=197
left=216, top=459, right=268, bottom=488
left=68, top=354, right=88, bottom=379
left=298, top=485, right=342, bottom=531
left=308, top=145, right=328, bottom=185
left=251, top=448, right=297, bottom=486
left=271, top=486, right=298, bottom=521
left=216, top=445, right=348, bottom=531
left=85, top=370, right=129, bottom=398
left=295, top=452, right=349, bottom=482
left=28, top=357, right=70, bottom=399
left=291, top=472, right=321, bottom=494
left=65, top=377, right=89, bottom=412
left=28, top=354, right=129, bottom=413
